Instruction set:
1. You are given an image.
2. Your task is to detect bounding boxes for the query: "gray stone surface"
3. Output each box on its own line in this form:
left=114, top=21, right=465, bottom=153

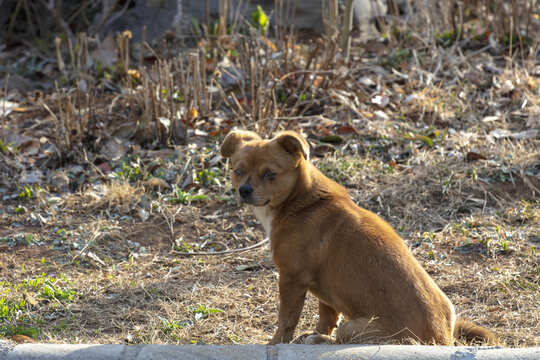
left=103, top=0, right=387, bottom=42
left=3, top=342, right=125, bottom=359
left=1, top=341, right=540, bottom=360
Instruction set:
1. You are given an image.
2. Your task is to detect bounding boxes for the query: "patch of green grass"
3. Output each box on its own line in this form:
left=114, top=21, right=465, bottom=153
left=195, top=168, right=223, bottom=188
left=0, top=139, right=9, bottom=153
left=52, top=319, right=72, bottom=335
left=494, top=267, right=539, bottom=291
left=25, top=273, right=76, bottom=302
left=0, top=297, right=26, bottom=320
left=316, top=157, right=372, bottom=183
left=190, top=303, right=224, bottom=321
left=452, top=220, right=527, bottom=256
left=174, top=240, right=199, bottom=253
left=19, top=185, right=44, bottom=199
left=165, top=187, right=208, bottom=204
left=0, top=294, right=41, bottom=338
left=159, top=316, right=191, bottom=333
left=435, top=29, right=457, bottom=47
left=109, top=160, right=145, bottom=182
left=379, top=47, right=412, bottom=67
left=516, top=200, right=538, bottom=222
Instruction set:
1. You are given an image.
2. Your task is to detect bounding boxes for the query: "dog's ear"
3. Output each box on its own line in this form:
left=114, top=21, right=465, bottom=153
left=220, top=130, right=262, bottom=158
left=275, top=131, right=310, bottom=160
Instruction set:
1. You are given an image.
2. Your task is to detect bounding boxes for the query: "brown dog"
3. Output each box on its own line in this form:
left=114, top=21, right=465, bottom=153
left=221, top=130, right=497, bottom=345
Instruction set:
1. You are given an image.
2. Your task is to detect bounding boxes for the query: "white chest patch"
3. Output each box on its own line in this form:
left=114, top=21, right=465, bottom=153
left=251, top=205, right=273, bottom=247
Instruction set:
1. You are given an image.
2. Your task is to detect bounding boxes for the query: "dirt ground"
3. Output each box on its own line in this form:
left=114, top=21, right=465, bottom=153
left=1, top=1, right=539, bottom=347
left=0, top=137, right=538, bottom=346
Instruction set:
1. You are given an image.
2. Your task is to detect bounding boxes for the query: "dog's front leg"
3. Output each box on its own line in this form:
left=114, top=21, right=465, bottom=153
left=292, top=301, right=339, bottom=343
left=268, top=276, right=307, bottom=345
left=315, top=301, right=339, bottom=335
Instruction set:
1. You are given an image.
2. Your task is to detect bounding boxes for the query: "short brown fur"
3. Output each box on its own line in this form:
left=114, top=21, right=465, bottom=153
left=221, top=130, right=498, bottom=345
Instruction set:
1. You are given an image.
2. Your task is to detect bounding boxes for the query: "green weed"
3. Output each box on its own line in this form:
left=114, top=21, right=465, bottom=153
left=19, top=185, right=43, bottom=199
left=251, top=5, right=269, bottom=35
left=165, top=187, right=208, bottom=204
left=159, top=316, right=191, bottom=333
left=190, top=303, right=224, bottom=321
left=109, top=161, right=145, bottom=181
left=403, top=127, right=446, bottom=148
left=195, top=168, right=222, bottom=187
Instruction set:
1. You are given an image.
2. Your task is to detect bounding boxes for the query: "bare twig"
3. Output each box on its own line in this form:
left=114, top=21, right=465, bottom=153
left=172, top=238, right=269, bottom=256
left=37, top=0, right=75, bottom=40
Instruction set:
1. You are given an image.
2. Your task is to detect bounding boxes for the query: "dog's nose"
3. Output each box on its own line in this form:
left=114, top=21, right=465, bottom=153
left=239, top=184, right=253, bottom=198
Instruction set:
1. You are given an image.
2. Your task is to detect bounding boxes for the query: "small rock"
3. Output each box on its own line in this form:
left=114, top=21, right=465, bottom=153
left=146, top=177, right=169, bottom=189
left=138, top=209, right=150, bottom=223
left=20, top=170, right=42, bottom=184
left=49, top=172, right=70, bottom=192
left=47, top=197, right=63, bottom=205
left=499, top=79, right=514, bottom=94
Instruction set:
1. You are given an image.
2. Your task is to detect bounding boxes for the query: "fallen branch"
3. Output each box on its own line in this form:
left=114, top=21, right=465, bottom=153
left=172, top=238, right=269, bottom=256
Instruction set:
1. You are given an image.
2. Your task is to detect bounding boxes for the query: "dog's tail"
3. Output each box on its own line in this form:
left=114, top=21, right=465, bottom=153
left=454, top=318, right=499, bottom=345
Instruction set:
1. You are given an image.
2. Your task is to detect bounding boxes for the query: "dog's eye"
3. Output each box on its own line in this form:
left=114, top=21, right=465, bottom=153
left=234, top=168, right=244, bottom=176
left=263, top=171, right=275, bottom=180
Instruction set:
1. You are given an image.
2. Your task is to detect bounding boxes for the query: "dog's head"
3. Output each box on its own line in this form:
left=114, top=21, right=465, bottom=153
left=220, top=130, right=309, bottom=207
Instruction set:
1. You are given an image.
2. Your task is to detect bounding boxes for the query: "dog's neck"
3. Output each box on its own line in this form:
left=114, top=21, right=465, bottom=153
left=251, top=205, right=274, bottom=237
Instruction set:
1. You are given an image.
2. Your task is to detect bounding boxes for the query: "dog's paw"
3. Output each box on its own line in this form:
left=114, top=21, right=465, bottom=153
left=291, top=333, right=311, bottom=344
left=292, top=333, right=336, bottom=344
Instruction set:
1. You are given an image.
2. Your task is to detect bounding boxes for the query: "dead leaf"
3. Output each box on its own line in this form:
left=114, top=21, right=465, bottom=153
left=387, top=160, right=400, bottom=170
left=10, top=334, right=34, bottom=343
left=205, top=58, right=217, bottom=73
left=49, top=171, right=70, bottom=192
left=127, top=69, right=140, bottom=81
left=24, top=293, right=39, bottom=306
left=21, top=139, right=40, bottom=156
left=189, top=107, right=198, bottom=120
left=0, top=99, right=19, bottom=117
left=311, top=145, right=335, bottom=157
left=466, top=152, right=487, bottom=162
left=181, top=169, right=195, bottom=189
left=392, top=83, right=405, bottom=94
left=489, top=129, right=512, bottom=139
left=336, top=126, right=358, bottom=135
left=261, top=36, right=277, bottom=52
left=103, top=139, right=127, bottom=161
left=112, top=122, right=137, bottom=138
left=320, top=135, right=344, bottom=144
left=526, top=77, right=536, bottom=90
left=482, top=116, right=499, bottom=123
left=358, top=76, right=375, bottom=87
left=86, top=251, right=106, bottom=266
left=312, top=76, right=325, bottom=87
left=97, top=162, right=113, bottom=174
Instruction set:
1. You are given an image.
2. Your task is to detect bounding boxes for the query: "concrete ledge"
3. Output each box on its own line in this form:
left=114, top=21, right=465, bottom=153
left=1, top=341, right=539, bottom=360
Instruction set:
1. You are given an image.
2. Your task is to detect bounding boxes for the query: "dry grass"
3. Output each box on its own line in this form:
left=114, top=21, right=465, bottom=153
left=0, top=0, right=539, bottom=348
left=0, top=132, right=537, bottom=346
